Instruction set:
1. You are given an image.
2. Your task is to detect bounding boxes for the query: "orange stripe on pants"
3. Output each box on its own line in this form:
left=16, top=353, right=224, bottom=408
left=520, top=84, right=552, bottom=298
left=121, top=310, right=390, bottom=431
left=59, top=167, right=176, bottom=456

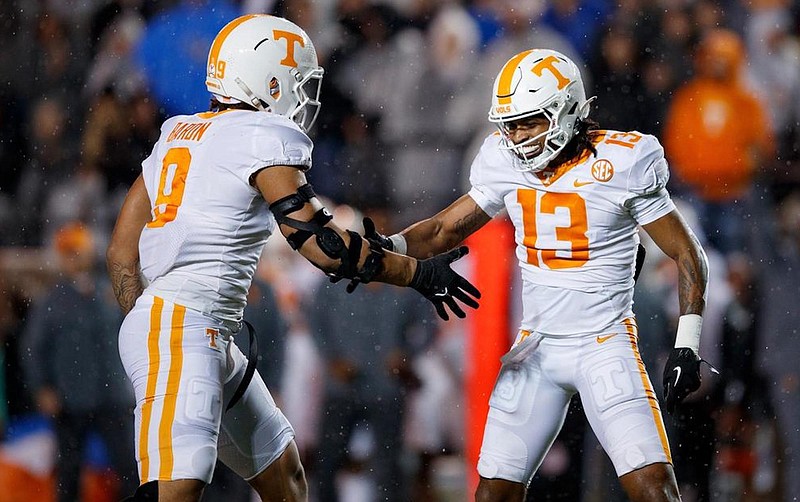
left=623, top=318, right=672, bottom=463
left=158, top=304, right=185, bottom=479
left=140, top=296, right=164, bottom=482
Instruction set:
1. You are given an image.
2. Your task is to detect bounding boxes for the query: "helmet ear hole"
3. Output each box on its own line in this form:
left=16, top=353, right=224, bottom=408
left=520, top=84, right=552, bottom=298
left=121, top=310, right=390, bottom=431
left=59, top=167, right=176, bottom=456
left=268, top=77, right=281, bottom=100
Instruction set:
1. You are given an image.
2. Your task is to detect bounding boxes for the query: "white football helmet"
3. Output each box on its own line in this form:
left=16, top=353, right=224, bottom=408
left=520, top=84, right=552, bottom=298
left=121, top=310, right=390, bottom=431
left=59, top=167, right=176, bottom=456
left=488, top=49, right=592, bottom=171
left=205, top=15, right=324, bottom=132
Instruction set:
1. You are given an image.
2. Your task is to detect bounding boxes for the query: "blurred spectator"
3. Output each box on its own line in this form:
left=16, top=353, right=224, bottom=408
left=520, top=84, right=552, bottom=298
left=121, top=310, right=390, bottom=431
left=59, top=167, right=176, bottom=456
left=81, top=90, right=160, bottom=198
left=540, top=0, right=611, bottom=61
left=466, top=0, right=504, bottom=50
left=590, top=25, right=646, bottom=132
left=756, top=190, right=800, bottom=502
left=743, top=4, right=800, bottom=167
left=0, top=90, right=26, bottom=244
left=664, top=29, right=775, bottom=254
left=88, top=0, right=153, bottom=58
left=650, top=7, right=696, bottom=88
left=306, top=221, right=437, bottom=501
left=135, top=0, right=240, bottom=115
left=18, top=222, right=137, bottom=501
left=15, top=95, right=77, bottom=246
left=242, top=276, right=289, bottom=395
left=403, top=327, right=465, bottom=501
left=710, top=252, right=778, bottom=500
left=378, top=5, right=483, bottom=226
left=84, top=9, right=147, bottom=101
left=646, top=200, right=730, bottom=501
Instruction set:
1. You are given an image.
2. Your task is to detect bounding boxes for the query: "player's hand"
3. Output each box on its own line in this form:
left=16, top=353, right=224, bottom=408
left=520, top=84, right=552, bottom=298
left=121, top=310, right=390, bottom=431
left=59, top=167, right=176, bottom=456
left=409, top=246, right=481, bottom=321
left=662, top=347, right=701, bottom=413
left=363, top=217, right=394, bottom=251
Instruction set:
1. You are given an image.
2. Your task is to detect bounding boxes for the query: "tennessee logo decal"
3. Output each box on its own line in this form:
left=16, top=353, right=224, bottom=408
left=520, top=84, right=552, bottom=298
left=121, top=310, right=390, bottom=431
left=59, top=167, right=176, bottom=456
left=206, top=328, right=221, bottom=349
left=591, top=159, right=614, bottom=182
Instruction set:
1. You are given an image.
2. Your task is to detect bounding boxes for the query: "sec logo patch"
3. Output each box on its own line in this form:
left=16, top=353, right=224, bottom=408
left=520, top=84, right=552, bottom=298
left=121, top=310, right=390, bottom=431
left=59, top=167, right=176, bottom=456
left=591, top=159, right=614, bottom=182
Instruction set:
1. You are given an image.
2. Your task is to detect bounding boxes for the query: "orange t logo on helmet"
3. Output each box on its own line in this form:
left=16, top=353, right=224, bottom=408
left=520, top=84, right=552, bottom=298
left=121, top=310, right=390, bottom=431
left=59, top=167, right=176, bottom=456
left=273, top=30, right=304, bottom=67
left=531, top=56, right=571, bottom=90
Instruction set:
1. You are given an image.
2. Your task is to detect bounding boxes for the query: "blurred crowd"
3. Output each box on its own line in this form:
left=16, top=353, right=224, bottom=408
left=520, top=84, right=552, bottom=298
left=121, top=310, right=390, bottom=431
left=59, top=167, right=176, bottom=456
left=0, top=0, right=799, bottom=501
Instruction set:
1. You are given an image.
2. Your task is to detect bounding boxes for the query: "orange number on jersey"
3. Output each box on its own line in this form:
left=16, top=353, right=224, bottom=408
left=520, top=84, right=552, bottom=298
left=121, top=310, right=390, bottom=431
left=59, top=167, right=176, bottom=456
left=147, top=147, right=191, bottom=228
left=605, top=131, right=642, bottom=149
left=518, top=190, right=589, bottom=269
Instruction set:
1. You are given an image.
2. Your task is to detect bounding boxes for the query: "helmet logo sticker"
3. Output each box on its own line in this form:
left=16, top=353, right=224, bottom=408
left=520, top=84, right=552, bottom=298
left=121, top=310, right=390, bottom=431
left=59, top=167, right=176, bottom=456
left=591, top=159, right=614, bottom=182
left=273, top=29, right=304, bottom=67
left=531, top=56, right=571, bottom=90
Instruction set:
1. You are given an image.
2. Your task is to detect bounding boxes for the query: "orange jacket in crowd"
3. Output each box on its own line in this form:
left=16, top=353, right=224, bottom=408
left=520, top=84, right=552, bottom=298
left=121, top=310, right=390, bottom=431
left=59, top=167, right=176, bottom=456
left=664, top=29, right=775, bottom=203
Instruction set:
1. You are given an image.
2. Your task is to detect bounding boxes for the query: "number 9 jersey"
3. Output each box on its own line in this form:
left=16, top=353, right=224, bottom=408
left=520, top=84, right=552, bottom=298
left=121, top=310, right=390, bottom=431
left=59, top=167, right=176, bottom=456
left=467, top=130, right=675, bottom=335
left=138, top=109, right=312, bottom=324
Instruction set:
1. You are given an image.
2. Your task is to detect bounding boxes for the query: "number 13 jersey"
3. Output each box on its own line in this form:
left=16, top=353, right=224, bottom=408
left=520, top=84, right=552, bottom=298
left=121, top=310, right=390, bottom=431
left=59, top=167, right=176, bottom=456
left=467, top=130, right=675, bottom=335
left=138, top=110, right=313, bottom=324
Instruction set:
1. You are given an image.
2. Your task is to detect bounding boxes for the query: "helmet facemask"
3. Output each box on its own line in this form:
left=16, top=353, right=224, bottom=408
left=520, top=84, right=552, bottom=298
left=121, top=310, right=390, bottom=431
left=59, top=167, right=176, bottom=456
left=289, top=66, right=324, bottom=132
left=496, top=103, right=573, bottom=172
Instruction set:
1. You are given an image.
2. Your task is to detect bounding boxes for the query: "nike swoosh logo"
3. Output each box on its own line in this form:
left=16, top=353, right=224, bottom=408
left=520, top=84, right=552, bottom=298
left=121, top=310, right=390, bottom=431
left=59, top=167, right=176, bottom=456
left=596, top=334, right=616, bottom=344
left=433, top=287, right=449, bottom=298
left=573, top=179, right=594, bottom=187
left=673, top=366, right=682, bottom=386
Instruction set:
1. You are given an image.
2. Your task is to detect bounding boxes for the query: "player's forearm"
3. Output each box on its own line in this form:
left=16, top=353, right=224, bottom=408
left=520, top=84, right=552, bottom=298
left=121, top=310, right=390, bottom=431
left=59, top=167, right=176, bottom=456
left=675, top=240, right=708, bottom=316
left=374, top=251, right=416, bottom=286
left=107, top=257, right=145, bottom=314
left=300, top=230, right=416, bottom=286
left=400, top=218, right=459, bottom=259
left=399, top=196, right=491, bottom=258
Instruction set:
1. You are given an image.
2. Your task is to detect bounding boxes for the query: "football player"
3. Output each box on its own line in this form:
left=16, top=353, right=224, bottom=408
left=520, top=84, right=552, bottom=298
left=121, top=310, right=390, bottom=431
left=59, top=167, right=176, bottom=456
left=365, top=49, right=709, bottom=501
left=106, top=15, right=480, bottom=502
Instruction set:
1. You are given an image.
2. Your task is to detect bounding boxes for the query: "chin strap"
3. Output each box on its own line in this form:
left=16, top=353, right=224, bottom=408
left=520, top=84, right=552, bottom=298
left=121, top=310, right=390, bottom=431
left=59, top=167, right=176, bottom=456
left=235, top=77, right=268, bottom=111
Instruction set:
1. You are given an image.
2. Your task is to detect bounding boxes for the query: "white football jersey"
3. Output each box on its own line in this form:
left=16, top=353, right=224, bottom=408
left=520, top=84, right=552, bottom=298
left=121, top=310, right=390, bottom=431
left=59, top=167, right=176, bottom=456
left=468, top=130, right=675, bottom=335
left=138, top=110, right=312, bottom=323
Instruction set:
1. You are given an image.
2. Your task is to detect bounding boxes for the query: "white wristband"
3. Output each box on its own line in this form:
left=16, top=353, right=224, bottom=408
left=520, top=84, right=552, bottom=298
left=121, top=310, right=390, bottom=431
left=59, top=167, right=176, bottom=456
left=675, top=314, right=702, bottom=354
left=388, top=234, right=407, bottom=255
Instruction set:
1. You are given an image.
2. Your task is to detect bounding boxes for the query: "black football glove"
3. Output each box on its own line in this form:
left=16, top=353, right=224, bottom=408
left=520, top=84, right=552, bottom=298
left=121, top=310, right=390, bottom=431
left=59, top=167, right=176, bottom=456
left=662, top=347, right=702, bottom=414
left=363, top=216, right=394, bottom=251
left=409, top=246, right=481, bottom=321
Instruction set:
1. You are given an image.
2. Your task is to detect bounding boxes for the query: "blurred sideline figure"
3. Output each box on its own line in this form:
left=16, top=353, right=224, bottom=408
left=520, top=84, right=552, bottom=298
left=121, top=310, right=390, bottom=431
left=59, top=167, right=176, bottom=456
left=364, top=49, right=710, bottom=501
left=306, top=208, right=437, bottom=502
left=19, top=222, right=137, bottom=501
left=106, top=14, right=480, bottom=502
left=664, top=28, right=774, bottom=254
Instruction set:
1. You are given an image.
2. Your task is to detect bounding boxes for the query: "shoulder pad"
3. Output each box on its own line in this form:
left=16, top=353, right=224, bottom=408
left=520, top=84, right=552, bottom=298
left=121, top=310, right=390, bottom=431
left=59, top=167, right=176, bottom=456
left=624, top=134, right=670, bottom=196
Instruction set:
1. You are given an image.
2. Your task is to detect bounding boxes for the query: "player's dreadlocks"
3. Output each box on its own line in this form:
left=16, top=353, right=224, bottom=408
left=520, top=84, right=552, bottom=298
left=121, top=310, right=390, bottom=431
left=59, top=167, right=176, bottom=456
left=551, top=117, right=601, bottom=167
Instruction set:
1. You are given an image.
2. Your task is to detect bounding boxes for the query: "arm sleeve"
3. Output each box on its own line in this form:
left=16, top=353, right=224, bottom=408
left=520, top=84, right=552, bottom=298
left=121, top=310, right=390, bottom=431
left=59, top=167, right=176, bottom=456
left=242, top=119, right=313, bottom=185
left=467, top=136, right=506, bottom=217
left=625, top=134, right=676, bottom=225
